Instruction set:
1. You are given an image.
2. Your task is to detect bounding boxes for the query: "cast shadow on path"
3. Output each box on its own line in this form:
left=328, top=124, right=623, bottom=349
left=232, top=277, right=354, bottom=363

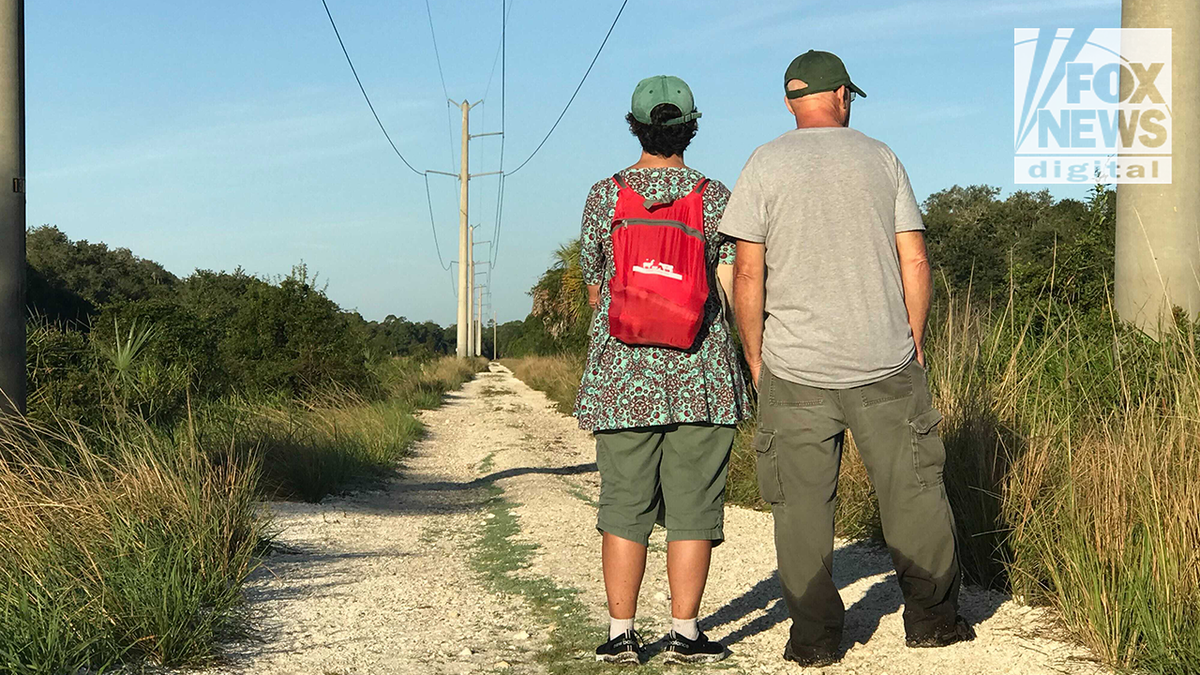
left=348, top=462, right=598, bottom=517
left=701, top=539, right=1008, bottom=653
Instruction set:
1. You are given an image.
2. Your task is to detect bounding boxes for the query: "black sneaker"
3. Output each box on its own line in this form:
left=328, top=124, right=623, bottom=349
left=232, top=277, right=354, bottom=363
left=662, top=630, right=728, bottom=664
left=782, top=639, right=841, bottom=668
left=905, top=615, right=976, bottom=649
left=596, top=629, right=643, bottom=665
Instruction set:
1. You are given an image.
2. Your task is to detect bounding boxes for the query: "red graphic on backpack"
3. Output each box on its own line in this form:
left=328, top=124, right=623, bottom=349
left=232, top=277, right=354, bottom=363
left=607, top=173, right=710, bottom=349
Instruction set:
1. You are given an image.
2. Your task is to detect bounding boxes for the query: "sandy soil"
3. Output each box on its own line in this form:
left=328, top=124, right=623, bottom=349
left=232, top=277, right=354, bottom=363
left=198, top=364, right=1107, bottom=675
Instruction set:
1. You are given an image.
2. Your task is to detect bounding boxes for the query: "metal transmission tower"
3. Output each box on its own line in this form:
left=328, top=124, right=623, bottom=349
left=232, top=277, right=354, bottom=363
left=0, top=0, right=22, bottom=415
left=1116, top=0, right=1200, bottom=335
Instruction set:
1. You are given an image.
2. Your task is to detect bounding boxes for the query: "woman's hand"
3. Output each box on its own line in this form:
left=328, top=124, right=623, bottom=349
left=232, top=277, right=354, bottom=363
left=587, top=284, right=601, bottom=310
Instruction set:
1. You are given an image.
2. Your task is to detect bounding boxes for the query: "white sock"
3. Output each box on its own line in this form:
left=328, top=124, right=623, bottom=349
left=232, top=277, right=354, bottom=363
left=672, top=616, right=699, bottom=640
left=609, top=616, right=635, bottom=640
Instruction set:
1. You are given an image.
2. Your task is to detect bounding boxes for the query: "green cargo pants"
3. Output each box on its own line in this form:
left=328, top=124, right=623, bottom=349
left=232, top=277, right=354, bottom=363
left=755, top=359, right=961, bottom=650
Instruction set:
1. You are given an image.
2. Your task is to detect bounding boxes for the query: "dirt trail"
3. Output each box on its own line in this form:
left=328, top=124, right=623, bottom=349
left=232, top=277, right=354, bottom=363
left=202, top=364, right=1106, bottom=675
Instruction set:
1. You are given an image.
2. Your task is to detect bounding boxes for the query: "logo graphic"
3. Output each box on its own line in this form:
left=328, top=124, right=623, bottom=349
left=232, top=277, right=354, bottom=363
left=631, top=259, right=683, bottom=281
left=1014, top=28, right=1172, bottom=184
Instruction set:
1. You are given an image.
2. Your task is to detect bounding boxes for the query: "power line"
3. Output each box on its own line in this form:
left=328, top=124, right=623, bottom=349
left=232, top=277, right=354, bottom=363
left=423, top=0, right=450, bottom=102
left=491, top=0, right=508, bottom=269
left=504, top=0, right=629, bottom=177
left=424, top=173, right=454, bottom=270
left=320, top=0, right=422, bottom=176
left=482, top=0, right=516, bottom=102
left=423, top=0, right=458, bottom=173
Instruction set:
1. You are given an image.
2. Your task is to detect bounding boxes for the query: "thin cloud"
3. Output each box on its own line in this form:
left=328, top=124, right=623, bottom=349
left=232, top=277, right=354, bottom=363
left=678, top=0, right=1120, bottom=55
left=31, top=95, right=438, bottom=180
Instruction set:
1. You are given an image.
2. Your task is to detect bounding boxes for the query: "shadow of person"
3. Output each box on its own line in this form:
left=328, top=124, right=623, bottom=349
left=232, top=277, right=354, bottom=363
left=704, top=535, right=1012, bottom=652
left=702, top=539, right=891, bottom=648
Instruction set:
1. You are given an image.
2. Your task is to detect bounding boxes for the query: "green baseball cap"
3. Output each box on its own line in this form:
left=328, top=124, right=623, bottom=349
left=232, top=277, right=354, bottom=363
left=631, top=75, right=702, bottom=126
left=784, top=50, right=866, bottom=99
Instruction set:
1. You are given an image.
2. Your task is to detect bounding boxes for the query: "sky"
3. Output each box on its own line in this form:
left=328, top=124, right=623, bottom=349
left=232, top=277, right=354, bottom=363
left=26, top=0, right=1122, bottom=326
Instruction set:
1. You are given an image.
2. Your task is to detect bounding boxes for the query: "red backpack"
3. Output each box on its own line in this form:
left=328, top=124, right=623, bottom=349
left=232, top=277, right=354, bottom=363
left=607, top=173, right=710, bottom=349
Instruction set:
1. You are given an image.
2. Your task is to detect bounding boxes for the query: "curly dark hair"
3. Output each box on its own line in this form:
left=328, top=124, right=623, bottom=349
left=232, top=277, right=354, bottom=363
left=626, top=104, right=698, bottom=158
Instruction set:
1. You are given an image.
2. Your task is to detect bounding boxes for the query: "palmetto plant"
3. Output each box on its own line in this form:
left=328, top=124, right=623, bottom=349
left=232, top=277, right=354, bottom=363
left=100, top=319, right=156, bottom=382
left=530, top=239, right=589, bottom=340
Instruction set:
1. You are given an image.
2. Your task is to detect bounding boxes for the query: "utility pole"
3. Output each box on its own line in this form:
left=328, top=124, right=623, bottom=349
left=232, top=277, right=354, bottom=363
left=1116, top=0, right=1200, bottom=335
left=455, top=101, right=471, bottom=358
left=493, top=308, right=498, bottom=360
left=429, top=100, right=501, bottom=359
left=467, top=224, right=475, bottom=357
left=472, top=236, right=491, bottom=358
left=476, top=285, right=483, bottom=356
left=0, top=0, right=23, bottom=415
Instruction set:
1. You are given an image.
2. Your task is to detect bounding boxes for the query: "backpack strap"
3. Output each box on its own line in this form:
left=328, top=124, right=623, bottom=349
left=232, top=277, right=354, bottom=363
left=612, top=173, right=631, bottom=190
left=690, top=177, right=710, bottom=196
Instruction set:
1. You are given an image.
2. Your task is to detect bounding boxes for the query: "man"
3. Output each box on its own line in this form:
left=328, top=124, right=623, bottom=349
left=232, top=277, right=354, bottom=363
left=718, top=50, right=975, bottom=667
left=574, top=75, right=750, bottom=665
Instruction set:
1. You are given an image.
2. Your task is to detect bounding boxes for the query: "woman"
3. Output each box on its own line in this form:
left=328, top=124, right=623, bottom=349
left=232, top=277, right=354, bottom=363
left=574, top=75, right=750, bottom=665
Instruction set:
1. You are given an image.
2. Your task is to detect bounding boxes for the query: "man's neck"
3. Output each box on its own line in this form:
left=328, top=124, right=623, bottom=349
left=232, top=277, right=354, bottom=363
left=794, top=115, right=845, bottom=129
left=629, top=152, right=686, bottom=169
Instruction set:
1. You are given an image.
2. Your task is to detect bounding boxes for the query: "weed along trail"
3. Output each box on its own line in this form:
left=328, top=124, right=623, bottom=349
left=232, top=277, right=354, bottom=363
left=202, top=364, right=1107, bottom=675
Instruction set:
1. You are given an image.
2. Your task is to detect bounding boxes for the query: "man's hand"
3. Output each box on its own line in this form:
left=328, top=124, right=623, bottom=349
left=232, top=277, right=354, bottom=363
left=732, top=240, right=767, bottom=388
left=896, top=231, right=932, bottom=366
left=587, top=284, right=600, bottom=310
left=747, top=354, right=764, bottom=387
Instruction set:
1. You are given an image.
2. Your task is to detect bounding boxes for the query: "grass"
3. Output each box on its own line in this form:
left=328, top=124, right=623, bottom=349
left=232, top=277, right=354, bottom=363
left=0, top=414, right=264, bottom=673
left=502, top=356, right=582, bottom=415
left=507, top=298, right=1200, bottom=674
left=1, top=355, right=485, bottom=673
left=471, top=484, right=666, bottom=675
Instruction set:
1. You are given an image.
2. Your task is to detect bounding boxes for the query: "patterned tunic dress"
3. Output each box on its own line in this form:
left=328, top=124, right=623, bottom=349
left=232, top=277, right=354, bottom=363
left=573, top=166, right=752, bottom=432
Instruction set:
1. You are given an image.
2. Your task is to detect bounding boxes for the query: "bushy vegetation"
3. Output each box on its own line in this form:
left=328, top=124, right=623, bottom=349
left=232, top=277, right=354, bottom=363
left=507, top=184, right=1200, bottom=674
left=5, top=226, right=483, bottom=673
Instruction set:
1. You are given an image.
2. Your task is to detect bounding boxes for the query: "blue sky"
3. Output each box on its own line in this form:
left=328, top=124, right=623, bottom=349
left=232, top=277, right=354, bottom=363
left=26, top=0, right=1120, bottom=325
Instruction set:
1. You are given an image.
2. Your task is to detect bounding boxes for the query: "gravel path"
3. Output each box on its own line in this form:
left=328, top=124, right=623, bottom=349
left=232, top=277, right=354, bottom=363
left=202, top=364, right=1106, bottom=675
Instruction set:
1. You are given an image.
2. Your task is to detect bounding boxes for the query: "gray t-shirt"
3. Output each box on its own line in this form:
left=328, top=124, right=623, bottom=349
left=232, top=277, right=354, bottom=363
left=718, top=127, right=924, bottom=389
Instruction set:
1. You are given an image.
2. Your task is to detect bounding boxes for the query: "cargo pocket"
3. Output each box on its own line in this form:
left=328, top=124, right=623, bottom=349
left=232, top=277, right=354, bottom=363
left=909, top=408, right=946, bottom=490
left=753, top=430, right=785, bottom=504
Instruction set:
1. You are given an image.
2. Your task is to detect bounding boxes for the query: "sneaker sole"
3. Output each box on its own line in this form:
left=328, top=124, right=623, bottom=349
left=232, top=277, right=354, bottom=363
left=661, top=650, right=728, bottom=665
left=596, top=651, right=640, bottom=665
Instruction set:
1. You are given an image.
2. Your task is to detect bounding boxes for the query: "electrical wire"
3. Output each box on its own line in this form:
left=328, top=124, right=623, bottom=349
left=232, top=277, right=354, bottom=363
left=504, top=0, right=629, bottom=177
left=424, top=0, right=459, bottom=173
left=320, top=0, right=422, bottom=176
left=482, top=0, right=516, bottom=102
left=424, top=173, right=454, bottom=270
left=490, top=0, right=508, bottom=268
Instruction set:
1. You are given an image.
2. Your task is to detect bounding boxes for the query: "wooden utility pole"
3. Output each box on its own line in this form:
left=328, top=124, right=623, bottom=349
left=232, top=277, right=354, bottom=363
left=1116, top=0, right=1200, bottom=334
left=0, top=0, right=22, bottom=414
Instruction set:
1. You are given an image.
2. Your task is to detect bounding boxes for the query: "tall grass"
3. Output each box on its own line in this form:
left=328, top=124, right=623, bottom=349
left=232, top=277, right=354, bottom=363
left=502, top=356, right=582, bottom=415
left=0, top=414, right=264, bottom=673
left=198, top=357, right=486, bottom=503
left=832, top=293, right=1200, bottom=673
left=1, top=356, right=485, bottom=673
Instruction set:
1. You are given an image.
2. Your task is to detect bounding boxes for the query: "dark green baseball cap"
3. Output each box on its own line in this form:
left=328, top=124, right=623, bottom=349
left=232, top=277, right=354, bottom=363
left=784, top=50, right=866, bottom=99
left=631, top=75, right=702, bottom=126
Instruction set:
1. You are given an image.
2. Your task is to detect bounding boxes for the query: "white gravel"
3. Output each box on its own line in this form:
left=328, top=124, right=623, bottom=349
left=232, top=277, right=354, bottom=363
left=196, top=364, right=1108, bottom=675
